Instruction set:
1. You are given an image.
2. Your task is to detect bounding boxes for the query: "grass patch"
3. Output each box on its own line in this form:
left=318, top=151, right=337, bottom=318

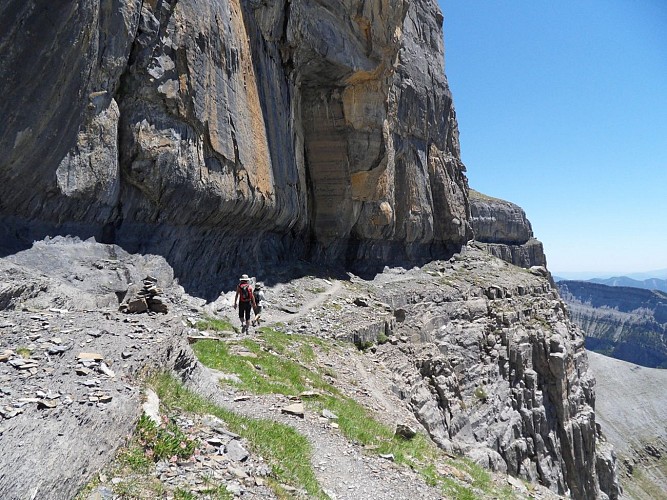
left=16, top=347, right=32, bottom=358
left=193, top=334, right=337, bottom=397
left=151, top=373, right=326, bottom=499
left=192, top=328, right=509, bottom=499
left=195, top=316, right=237, bottom=333
left=136, top=413, right=197, bottom=462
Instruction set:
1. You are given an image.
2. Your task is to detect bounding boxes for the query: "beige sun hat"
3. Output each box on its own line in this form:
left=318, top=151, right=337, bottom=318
left=240, top=274, right=250, bottom=282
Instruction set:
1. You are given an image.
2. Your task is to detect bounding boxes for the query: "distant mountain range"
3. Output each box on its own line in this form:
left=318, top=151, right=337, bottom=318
left=554, top=269, right=667, bottom=293
left=587, top=276, right=667, bottom=293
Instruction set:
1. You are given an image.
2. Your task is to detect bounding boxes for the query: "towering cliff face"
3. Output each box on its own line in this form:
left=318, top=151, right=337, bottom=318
left=0, top=0, right=471, bottom=293
left=376, top=250, right=618, bottom=499
left=469, top=189, right=547, bottom=269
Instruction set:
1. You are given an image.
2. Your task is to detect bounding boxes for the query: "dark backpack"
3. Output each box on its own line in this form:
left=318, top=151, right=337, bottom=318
left=239, top=283, right=252, bottom=302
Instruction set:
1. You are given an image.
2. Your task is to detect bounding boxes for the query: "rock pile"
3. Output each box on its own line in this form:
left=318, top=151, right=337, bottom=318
left=120, top=276, right=168, bottom=314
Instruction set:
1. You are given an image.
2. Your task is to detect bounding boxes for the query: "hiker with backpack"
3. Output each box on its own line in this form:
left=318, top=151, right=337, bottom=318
left=233, top=274, right=256, bottom=333
left=251, top=282, right=265, bottom=327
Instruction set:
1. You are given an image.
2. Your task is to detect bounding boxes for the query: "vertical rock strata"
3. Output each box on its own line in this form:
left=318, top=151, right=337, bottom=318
left=379, top=252, right=616, bottom=498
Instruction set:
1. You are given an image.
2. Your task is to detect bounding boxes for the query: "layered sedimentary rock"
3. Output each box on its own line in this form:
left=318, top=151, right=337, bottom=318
left=469, top=189, right=547, bottom=269
left=0, top=0, right=471, bottom=294
left=558, top=280, right=667, bottom=368
left=313, top=248, right=618, bottom=499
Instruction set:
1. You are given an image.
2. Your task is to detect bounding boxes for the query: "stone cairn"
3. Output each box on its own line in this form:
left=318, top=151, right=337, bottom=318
left=119, top=276, right=168, bottom=314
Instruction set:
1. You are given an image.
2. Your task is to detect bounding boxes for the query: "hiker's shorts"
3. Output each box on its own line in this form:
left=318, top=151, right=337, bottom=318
left=239, top=301, right=252, bottom=321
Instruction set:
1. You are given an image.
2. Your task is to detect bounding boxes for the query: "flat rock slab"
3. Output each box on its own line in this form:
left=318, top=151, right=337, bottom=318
left=281, top=403, right=305, bottom=418
left=77, top=352, right=104, bottom=361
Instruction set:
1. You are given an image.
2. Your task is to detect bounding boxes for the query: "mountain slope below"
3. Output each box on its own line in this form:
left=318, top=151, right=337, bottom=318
left=588, top=352, right=667, bottom=499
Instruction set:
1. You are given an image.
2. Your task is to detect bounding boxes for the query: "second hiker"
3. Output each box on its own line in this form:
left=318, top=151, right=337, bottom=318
left=251, top=282, right=265, bottom=327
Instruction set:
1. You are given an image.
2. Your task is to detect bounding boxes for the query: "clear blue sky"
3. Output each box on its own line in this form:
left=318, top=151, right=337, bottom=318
left=439, top=0, right=667, bottom=276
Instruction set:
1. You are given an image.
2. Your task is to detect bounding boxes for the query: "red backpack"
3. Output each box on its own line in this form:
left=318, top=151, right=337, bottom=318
left=239, top=283, right=253, bottom=302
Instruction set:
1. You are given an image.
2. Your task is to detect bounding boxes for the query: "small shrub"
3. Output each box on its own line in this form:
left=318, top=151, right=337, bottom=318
left=136, top=414, right=197, bottom=462
left=355, top=340, right=374, bottom=351
left=474, top=387, right=488, bottom=401
left=16, top=347, right=32, bottom=358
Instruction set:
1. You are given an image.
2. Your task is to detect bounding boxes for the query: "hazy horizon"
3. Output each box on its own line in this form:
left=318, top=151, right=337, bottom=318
left=552, top=268, right=667, bottom=281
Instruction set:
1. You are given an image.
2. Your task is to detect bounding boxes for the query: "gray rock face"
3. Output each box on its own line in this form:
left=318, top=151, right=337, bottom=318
left=0, top=238, right=618, bottom=499
left=0, top=0, right=471, bottom=295
left=368, top=250, right=609, bottom=499
left=558, top=281, right=667, bottom=368
left=469, top=190, right=547, bottom=268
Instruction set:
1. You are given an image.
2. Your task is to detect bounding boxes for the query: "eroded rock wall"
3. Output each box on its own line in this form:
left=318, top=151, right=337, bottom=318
left=372, top=250, right=616, bottom=499
left=0, top=0, right=471, bottom=293
left=469, top=189, right=547, bottom=268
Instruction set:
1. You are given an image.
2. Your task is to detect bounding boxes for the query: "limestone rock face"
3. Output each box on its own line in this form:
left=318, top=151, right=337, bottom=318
left=469, top=190, right=547, bottom=268
left=372, top=250, right=614, bottom=499
left=0, top=0, right=471, bottom=293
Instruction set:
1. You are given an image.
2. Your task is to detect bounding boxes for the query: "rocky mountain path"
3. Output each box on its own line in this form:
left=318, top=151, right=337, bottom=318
left=1, top=240, right=568, bottom=499
left=266, top=279, right=344, bottom=325
left=190, top=366, right=444, bottom=500
left=189, top=277, right=448, bottom=499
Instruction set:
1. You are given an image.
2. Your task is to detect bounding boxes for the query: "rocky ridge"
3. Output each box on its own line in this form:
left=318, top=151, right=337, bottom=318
left=469, top=189, right=547, bottom=269
left=0, top=237, right=619, bottom=499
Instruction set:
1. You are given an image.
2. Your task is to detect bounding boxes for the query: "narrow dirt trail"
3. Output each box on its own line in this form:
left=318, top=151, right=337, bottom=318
left=264, top=280, right=344, bottom=325
left=185, top=279, right=446, bottom=499
left=188, top=366, right=444, bottom=500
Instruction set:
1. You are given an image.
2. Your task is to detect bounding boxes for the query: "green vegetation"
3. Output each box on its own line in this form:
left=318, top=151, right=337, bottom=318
left=136, top=413, right=197, bottom=462
left=192, top=327, right=509, bottom=499
left=621, top=453, right=667, bottom=500
left=152, top=373, right=325, bottom=499
left=474, top=387, right=488, bottom=401
left=195, top=315, right=237, bottom=333
left=16, top=347, right=32, bottom=358
left=355, top=340, right=375, bottom=351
